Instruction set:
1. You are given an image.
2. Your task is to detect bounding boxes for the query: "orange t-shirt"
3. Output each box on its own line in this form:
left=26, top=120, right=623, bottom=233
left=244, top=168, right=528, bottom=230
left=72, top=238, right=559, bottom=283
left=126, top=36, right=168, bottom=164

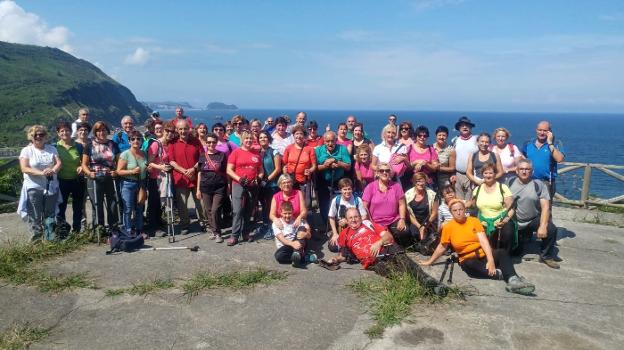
left=283, top=144, right=316, bottom=184
left=440, top=216, right=485, bottom=263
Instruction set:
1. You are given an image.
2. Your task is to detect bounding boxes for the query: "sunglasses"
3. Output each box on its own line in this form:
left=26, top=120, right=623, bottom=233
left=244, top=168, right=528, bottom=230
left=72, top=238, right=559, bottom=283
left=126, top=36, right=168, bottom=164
left=206, top=140, right=217, bottom=144
left=130, top=137, right=142, bottom=141
left=378, top=169, right=391, bottom=173
left=417, top=134, right=428, bottom=138
left=233, top=122, right=243, bottom=125
left=308, top=127, right=317, bottom=130
left=400, top=128, right=410, bottom=131
left=34, top=133, right=46, bottom=138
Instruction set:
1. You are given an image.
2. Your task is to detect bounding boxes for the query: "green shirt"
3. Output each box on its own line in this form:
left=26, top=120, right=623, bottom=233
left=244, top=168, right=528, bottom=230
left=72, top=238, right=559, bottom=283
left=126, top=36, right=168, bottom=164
left=56, top=140, right=83, bottom=180
left=119, top=150, right=147, bottom=180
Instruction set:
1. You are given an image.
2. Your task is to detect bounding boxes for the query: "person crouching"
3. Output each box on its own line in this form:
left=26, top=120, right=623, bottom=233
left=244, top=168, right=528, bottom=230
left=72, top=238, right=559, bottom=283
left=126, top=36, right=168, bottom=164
left=273, top=201, right=311, bottom=268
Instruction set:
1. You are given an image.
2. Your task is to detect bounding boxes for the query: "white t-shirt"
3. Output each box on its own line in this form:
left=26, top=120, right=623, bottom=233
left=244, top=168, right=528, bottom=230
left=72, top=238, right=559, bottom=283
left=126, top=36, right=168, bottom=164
left=270, top=133, right=294, bottom=156
left=453, top=135, right=478, bottom=173
left=272, top=218, right=306, bottom=249
left=491, top=144, right=521, bottom=172
left=19, top=144, right=59, bottom=193
left=328, top=195, right=367, bottom=219
left=373, top=142, right=406, bottom=164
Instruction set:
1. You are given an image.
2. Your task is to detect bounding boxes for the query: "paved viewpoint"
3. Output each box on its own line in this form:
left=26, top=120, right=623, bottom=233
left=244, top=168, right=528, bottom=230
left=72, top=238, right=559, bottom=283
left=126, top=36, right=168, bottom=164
left=1, top=207, right=623, bottom=350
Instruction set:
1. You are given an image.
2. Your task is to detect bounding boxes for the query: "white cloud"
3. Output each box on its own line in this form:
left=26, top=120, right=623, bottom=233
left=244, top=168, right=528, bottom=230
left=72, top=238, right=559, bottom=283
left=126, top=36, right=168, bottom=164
left=599, top=13, right=624, bottom=21
left=411, top=0, right=465, bottom=13
left=0, top=0, right=73, bottom=52
left=124, top=47, right=150, bottom=65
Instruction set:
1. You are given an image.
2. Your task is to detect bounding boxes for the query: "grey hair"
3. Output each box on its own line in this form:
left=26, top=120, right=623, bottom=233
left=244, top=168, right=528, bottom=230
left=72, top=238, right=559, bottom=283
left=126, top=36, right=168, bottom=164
left=121, top=115, right=134, bottom=124
left=277, top=173, right=294, bottom=186
left=323, top=130, right=336, bottom=140
left=517, top=158, right=533, bottom=168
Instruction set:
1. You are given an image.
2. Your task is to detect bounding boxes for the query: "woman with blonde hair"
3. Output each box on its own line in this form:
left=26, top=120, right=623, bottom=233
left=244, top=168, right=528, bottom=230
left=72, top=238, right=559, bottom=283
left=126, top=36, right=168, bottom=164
left=491, top=127, right=523, bottom=184
left=354, top=144, right=375, bottom=193
left=17, top=125, right=62, bottom=241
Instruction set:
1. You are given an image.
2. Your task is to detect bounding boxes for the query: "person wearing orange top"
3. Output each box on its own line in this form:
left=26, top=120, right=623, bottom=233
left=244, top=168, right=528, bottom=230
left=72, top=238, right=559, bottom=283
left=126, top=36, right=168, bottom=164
left=419, top=199, right=535, bottom=296
left=282, top=125, right=316, bottom=207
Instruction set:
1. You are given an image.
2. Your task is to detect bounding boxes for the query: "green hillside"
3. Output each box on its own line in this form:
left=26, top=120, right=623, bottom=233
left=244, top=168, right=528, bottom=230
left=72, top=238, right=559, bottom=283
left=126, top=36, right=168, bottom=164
left=0, top=41, right=149, bottom=147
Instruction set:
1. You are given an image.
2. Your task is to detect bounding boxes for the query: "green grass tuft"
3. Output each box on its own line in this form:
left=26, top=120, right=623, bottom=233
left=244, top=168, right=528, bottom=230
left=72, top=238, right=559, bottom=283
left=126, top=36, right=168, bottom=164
left=182, top=268, right=286, bottom=301
left=104, top=279, right=175, bottom=297
left=350, top=270, right=452, bottom=338
left=0, top=323, right=49, bottom=350
left=0, top=234, right=95, bottom=292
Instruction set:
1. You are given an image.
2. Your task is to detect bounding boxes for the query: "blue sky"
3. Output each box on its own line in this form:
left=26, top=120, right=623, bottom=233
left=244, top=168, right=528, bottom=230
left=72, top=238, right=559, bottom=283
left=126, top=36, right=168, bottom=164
left=1, top=0, right=623, bottom=112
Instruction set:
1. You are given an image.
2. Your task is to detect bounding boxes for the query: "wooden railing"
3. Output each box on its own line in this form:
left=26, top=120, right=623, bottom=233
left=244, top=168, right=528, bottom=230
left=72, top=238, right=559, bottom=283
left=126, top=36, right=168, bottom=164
left=554, top=162, right=624, bottom=209
left=0, top=148, right=20, bottom=159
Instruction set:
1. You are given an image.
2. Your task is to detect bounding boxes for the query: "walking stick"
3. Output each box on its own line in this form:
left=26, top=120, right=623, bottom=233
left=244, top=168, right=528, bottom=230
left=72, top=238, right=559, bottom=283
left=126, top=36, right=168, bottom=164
left=165, top=172, right=176, bottom=243
left=91, top=176, right=101, bottom=245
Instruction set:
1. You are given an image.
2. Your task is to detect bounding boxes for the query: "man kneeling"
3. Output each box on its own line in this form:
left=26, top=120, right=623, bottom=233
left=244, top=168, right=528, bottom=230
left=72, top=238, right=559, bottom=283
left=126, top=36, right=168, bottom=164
left=326, top=207, right=447, bottom=296
left=273, top=201, right=311, bottom=268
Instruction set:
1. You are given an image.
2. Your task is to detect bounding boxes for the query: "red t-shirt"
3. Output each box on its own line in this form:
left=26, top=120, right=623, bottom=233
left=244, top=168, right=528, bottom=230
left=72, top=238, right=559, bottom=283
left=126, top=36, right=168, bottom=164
left=227, top=148, right=262, bottom=185
left=171, top=116, right=193, bottom=129
left=167, top=137, right=204, bottom=189
left=305, top=136, right=324, bottom=148
left=283, top=144, right=316, bottom=184
left=338, top=220, right=390, bottom=269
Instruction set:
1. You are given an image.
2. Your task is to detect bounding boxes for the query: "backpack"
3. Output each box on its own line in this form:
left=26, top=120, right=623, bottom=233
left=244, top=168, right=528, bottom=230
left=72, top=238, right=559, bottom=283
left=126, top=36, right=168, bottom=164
left=473, top=182, right=506, bottom=207
left=489, top=143, right=515, bottom=157
left=108, top=231, right=145, bottom=253
left=335, top=195, right=361, bottom=220
left=508, top=177, right=541, bottom=196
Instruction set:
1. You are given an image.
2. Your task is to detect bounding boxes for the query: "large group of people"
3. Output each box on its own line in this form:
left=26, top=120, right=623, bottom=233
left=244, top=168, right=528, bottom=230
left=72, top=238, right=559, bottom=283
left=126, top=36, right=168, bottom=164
left=18, top=107, right=566, bottom=296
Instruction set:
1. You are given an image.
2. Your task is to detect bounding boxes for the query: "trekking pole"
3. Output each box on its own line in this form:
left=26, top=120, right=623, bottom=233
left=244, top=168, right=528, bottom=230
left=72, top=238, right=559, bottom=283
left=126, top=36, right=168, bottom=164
left=166, top=172, right=176, bottom=243
left=112, top=174, right=124, bottom=234
left=138, top=245, right=200, bottom=252
left=92, top=176, right=100, bottom=245
left=40, top=176, right=52, bottom=241
left=496, top=227, right=502, bottom=250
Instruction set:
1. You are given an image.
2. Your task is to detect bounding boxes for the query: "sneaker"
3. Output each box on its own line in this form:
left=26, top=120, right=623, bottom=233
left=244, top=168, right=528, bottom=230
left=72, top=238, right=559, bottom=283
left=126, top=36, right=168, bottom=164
left=291, top=250, right=303, bottom=268
left=209, top=233, right=217, bottom=240
left=553, top=256, right=563, bottom=262
left=227, top=237, right=238, bottom=246
left=215, top=235, right=224, bottom=243
left=540, top=257, right=560, bottom=269
left=505, top=276, right=535, bottom=296
left=305, top=253, right=318, bottom=264
left=494, top=269, right=504, bottom=280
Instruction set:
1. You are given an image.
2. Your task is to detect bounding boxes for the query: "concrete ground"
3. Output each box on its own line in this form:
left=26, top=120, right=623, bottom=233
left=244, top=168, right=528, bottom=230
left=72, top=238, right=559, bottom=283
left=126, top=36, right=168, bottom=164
left=1, top=207, right=623, bottom=350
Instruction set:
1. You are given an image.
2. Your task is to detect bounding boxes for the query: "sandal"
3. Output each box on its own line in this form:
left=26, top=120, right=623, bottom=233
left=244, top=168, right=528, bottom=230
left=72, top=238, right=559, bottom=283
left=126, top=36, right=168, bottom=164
left=319, top=259, right=341, bottom=271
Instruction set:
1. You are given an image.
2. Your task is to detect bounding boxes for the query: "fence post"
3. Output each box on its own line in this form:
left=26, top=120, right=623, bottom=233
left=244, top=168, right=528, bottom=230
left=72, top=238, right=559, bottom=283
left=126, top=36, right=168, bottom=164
left=580, top=164, right=592, bottom=207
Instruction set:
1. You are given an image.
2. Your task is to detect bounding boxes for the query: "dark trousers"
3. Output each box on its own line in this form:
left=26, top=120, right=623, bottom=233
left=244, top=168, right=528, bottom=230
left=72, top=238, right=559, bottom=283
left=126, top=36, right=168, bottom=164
left=57, top=177, right=85, bottom=232
left=370, top=245, right=441, bottom=290
left=259, top=186, right=278, bottom=225
left=460, top=248, right=516, bottom=282
left=231, top=183, right=257, bottom=239
left=317, top=177, right=335, bottom=224
left=488, top=220, right=515, bottom=253
left=200, top=189, right=225, bottom=234
left=274, top=241, right=306, bottom=264
left=388, top=220, right=413, bottom=247
left=86, top=176, right=119, bottom=228
left=146, top=177, right=162, bottom=231
left=517, top=217, right=558, bottom=259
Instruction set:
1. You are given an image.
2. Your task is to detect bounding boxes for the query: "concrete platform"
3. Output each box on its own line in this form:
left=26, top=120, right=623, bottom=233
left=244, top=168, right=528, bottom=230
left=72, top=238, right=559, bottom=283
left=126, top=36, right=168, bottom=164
left=1, top=207, right=623, bottom=349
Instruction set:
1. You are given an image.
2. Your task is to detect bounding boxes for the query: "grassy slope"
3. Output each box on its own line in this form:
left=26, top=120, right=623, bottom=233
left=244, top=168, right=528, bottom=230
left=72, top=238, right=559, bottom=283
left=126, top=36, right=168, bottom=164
left=0, top=41, right=149, bottom=147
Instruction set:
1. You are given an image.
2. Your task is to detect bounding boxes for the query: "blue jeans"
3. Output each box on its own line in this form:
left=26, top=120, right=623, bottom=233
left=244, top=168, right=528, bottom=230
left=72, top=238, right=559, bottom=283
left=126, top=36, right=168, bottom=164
left=121, top=180, right=144, bottom=235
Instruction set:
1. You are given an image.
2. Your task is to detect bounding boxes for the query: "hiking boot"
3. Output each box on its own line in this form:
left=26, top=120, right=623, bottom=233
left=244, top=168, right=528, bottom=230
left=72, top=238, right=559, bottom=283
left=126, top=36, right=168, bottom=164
left=291, top=250, right=303, bottom=268
left=505, top=276, right=535, bottom=296
left=540, top=257, right=560, bottom=269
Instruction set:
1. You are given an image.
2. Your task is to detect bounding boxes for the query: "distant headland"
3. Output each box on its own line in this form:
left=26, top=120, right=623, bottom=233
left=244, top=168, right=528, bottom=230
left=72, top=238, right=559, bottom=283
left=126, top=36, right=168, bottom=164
left=206, top=102, right=238, bottom=110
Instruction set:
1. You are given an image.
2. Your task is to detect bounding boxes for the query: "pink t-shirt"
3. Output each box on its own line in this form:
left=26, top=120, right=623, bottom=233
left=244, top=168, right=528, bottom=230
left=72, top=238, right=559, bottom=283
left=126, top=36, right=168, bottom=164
left=408, top=145, right=439, bottom=178
left=273, top=189, right=302, bottom=218
left=336, top=139, right=352, bottom=148
left=147, top=140, right=168, bottom=179
left=362, top=180, right=404, bottom=227
left=354, top=161, right=375, bottom=185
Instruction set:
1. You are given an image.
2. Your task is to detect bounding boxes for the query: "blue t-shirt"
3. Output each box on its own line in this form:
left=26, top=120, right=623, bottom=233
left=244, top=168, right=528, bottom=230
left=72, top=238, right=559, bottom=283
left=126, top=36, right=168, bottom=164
left=112, top=131, right=131, bottom=153
left=521, top=139, right=565, bottom=181
left=315, top=144, right=351, bottom=182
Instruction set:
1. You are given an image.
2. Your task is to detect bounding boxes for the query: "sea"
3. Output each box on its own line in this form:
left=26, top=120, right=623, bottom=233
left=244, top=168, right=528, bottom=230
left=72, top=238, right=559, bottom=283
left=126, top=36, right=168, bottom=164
left=169, top=109, right=624, bottom=201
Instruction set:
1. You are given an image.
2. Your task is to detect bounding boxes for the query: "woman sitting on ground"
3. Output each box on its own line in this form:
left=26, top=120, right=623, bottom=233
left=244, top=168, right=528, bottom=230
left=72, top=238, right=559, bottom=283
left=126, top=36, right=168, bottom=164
left=269, top=174, right=307, bottom=231
left=328, top=178, right=369, bottom=252
left=420, top=199, right=535, bottom=296
left=467, top=162, right=517, bottom=253
left=362, top=163, right=409, bottom=246
left=116, top=130, right=148, bottom=238
left=405, top=172, right=438, bottom=242
left=466, top=132, right=504, bottom=186
left=17, top=125, right=62, bottom=241
left=273, top=201, right=311, bottom=268
left=82, top=121, right=120, bottom=237
left=196, top=132, right=228, bottom=243
left=491, top=127, right=523, bottom=184
left=354, top=144, right=375, bottom=193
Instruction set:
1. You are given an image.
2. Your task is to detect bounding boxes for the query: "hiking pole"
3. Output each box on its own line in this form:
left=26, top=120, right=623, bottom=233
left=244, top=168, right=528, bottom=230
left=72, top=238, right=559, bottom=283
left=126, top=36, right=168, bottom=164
left=112, top=174, right=124, bottom=234
left=92, top=176, right=101, bottom=245
left=138, top=245, right=200, bottom=252
left=165, top=172, right=176, bottom=243
left=40, top=176, right=52, bottom=241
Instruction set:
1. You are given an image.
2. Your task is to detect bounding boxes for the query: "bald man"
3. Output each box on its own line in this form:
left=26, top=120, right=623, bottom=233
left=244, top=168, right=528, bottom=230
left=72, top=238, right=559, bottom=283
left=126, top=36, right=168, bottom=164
left=521, top=121, right=565, bottom=199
